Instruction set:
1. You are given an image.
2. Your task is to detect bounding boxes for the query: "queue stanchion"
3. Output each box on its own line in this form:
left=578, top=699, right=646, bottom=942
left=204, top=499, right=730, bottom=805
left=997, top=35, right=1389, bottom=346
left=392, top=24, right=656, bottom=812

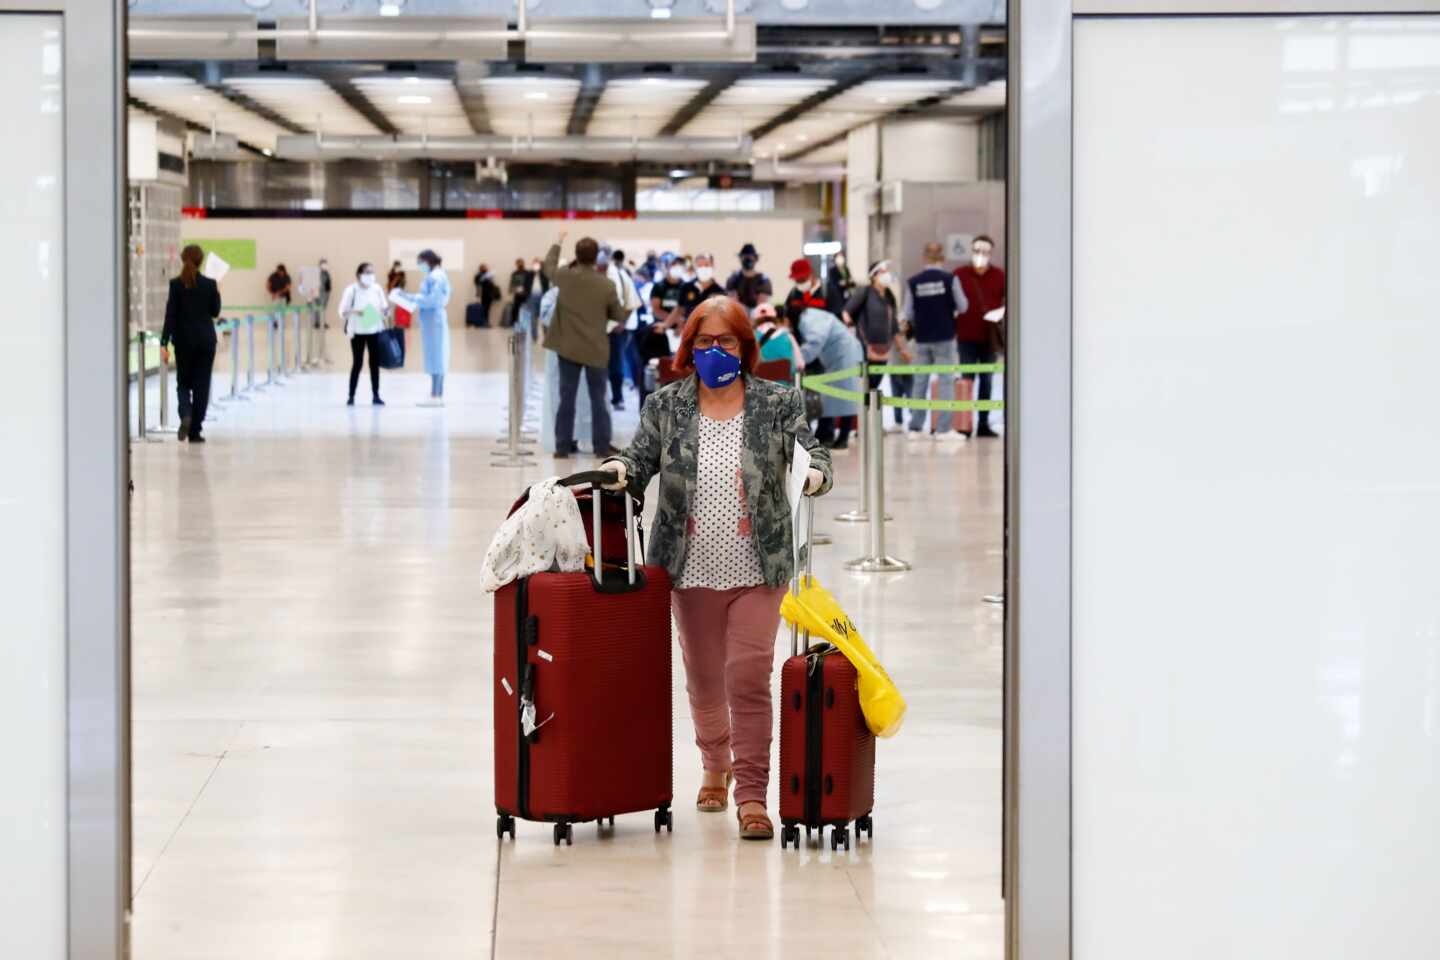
left=245, top=314, right=263, bottom=392
left=280, top=309, right=292, bottom=378
left=493, top=328, right=536, bottom=467
left=268, top=312, right=286, bottom=387
left=291, top=309, right=303, bottom=375
left=228, top=320, right=251, bottom=401
left=835, top=360, right=873, bottom=523
left=133, top=331, right=148, bottom=441
left=156, top=341, right=173, bottom=440
left=845, top=388, right=909, bottom=573
left=303, top=306, right=315, bottom=369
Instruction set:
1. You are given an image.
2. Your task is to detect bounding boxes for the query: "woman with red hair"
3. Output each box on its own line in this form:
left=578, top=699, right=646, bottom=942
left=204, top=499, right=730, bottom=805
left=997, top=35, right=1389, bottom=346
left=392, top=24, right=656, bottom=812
left=603, top=297, right=833, bottom=841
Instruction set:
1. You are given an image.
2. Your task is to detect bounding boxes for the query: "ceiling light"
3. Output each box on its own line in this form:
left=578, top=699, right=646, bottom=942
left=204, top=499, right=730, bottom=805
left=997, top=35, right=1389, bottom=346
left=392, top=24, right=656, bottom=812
left=651, top=7, right=672, bottom=17
left=524, top=91, right=549, bottom=100
left=261, top=147, right=273, bottom=156
left=397, top=95, right=431, bottom=104
left=378, top=2, right=402, bottom=16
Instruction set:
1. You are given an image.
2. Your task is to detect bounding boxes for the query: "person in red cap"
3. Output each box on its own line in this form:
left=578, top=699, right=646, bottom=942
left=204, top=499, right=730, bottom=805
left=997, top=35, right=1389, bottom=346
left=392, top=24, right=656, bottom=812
left=783, top=257, right=830, bottom=323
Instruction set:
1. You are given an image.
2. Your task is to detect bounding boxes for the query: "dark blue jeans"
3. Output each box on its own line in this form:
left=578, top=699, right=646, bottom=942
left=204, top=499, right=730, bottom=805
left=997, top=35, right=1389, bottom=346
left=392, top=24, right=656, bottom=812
left=607, top=329, right=629, bottom=405
left=556, top=356, right=612, bottom=454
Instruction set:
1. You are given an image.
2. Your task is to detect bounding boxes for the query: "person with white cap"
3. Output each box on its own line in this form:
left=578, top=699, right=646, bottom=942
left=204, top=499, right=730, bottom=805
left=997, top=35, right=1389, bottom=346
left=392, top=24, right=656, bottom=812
left=843, top=260, right=912, bottom=426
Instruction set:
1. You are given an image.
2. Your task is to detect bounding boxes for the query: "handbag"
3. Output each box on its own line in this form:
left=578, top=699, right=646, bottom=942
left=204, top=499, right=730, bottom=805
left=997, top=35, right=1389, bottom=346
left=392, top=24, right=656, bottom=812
left=375, top=326, right=406, bottom=369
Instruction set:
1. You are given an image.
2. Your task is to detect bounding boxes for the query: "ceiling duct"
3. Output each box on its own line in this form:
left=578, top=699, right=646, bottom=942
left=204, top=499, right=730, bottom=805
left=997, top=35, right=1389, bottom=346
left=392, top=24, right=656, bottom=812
left=189, top=133, right=253, bottom=162
left=524, top=18, right=756, bottom=64
left=750, top=158, right=846, bottom=183
left=127, top=15, right=753, bottom=65
left=129, top=17, right=259, bottom=61
left=275, top=134, right=752, bottom=164
left=275, top=17, right=508, bottom=62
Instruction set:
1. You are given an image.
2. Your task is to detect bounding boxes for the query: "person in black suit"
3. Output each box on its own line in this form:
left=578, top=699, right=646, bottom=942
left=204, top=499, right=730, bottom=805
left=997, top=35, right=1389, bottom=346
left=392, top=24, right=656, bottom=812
left=160, top=244, right=222, bottom=443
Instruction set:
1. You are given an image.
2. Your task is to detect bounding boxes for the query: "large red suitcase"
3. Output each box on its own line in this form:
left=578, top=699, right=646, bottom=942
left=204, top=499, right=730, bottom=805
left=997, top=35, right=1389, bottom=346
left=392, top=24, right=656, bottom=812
left=778, top=500, right=876, bottom=851
left=493, top=472, right=674, bottom=846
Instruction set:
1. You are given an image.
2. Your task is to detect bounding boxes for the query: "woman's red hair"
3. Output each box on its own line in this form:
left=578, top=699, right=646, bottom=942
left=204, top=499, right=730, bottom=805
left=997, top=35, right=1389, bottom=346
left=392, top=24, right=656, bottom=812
left=671, top=295, right=760, bottom=376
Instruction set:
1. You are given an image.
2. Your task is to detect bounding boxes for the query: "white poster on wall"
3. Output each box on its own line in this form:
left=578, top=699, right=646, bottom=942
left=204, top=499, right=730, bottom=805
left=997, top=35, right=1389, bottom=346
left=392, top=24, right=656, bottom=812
left=389, top=238, right=465, bottom=274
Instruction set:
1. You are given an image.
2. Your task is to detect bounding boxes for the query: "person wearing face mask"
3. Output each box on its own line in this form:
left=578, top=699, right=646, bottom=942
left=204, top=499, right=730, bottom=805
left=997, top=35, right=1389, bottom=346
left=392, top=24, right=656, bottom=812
left=953, top=235, right=1005, bottom=438
left=337, top=261, right=390, bottom=406
left=843, top=261, right=913, bottom=424
left=519, top=255, right=549, bottom=339
left=413, top=249, right=452, bottom=405
left=783, top=257, right=828, bottom=323
left=600, top=297, right=832, bottom=842
left=902, top=241, right=970, bottom=442
left=606, top=248, right=643, bottom=410
left=678, top=253, right=725, bottom=319
left=725, top=242, right=772, bottom=310
left=825, top=250, right=854, bottom=314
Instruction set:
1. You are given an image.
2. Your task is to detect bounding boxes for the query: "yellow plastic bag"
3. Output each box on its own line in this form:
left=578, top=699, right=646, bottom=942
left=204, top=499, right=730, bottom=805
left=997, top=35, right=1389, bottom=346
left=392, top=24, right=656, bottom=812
left=780, top=575, right=907, bottom=738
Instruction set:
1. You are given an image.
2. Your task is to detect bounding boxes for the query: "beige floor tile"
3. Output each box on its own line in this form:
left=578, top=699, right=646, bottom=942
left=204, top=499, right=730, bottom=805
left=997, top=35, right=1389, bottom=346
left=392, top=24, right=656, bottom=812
left=130, top=329, right=1004, bottom=959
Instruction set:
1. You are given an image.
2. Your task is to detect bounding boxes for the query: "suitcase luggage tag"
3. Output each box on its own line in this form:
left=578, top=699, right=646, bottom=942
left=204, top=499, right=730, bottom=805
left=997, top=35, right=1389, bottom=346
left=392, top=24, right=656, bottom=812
left=519, top=663, right=555, bottom=739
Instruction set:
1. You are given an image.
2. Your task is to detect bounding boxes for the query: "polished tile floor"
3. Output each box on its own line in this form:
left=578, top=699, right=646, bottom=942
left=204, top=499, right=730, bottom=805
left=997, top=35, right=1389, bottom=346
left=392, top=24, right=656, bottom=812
left=129, top=327, right=1004, bottom=960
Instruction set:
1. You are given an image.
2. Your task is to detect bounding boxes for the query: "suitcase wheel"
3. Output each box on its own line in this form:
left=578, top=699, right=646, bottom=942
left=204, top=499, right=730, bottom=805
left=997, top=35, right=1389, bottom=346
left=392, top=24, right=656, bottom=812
left=654, top=807, right=673, bottom=834
left=553, top=822, right=573, bottom=846
left=497, top=814, right=516, bottom=841
left=830, top=826, right=850, bottom=852
left=780, top=824, right=800, bottom=849
left=856, top=815, right=873, bottom=840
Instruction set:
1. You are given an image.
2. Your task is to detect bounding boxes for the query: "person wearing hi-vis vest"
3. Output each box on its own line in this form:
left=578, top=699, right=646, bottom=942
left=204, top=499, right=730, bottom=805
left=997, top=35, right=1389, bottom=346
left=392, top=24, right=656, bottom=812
left=901, top=241, right=970, bottom=442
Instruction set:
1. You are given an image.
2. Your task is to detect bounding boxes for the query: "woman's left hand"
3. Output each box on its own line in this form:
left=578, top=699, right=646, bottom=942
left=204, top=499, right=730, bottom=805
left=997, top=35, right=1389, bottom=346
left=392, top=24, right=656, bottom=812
left=803, top=467, right=824, bottom=495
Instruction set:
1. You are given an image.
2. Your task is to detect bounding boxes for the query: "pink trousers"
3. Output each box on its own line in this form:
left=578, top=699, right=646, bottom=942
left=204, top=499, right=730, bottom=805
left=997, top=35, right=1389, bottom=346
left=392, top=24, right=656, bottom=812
left=671, top=584, right=787, bottom=806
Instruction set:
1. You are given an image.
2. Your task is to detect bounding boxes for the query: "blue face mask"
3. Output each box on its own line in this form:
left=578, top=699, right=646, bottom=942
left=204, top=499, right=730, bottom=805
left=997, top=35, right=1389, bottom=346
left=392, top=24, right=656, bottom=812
left=693, top=346, right=742, bottom=389
left=417, top=262, right=431, bottom=275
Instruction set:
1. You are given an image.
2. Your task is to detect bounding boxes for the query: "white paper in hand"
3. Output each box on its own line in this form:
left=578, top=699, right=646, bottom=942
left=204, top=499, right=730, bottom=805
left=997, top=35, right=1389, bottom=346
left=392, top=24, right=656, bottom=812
left=983, top=305, right=1006, bottom=323
left=787, top=440, right=812, bottom=571
left=388, top=287, right=416, bottom=311
left=202, top=251, right=230, bottom=282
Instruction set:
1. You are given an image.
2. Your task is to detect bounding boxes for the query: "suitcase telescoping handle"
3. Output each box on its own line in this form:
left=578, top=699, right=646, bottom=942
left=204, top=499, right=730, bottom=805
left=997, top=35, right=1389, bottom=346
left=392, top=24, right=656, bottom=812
left=790, top=495, right=815, bottom=658
left=558, top=470, right=638, bottom=588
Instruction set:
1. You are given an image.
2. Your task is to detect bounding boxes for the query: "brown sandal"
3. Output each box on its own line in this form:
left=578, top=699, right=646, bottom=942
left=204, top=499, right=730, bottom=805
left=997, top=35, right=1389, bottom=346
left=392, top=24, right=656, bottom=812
left=736, top=802, right=774, bottom=841
left=696, top=771, right=733, bottom=812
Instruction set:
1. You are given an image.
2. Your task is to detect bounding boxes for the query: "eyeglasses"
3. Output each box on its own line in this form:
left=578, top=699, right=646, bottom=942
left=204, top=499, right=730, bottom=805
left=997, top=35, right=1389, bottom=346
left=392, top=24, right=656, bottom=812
left=693, top=335, right=740, bottom=351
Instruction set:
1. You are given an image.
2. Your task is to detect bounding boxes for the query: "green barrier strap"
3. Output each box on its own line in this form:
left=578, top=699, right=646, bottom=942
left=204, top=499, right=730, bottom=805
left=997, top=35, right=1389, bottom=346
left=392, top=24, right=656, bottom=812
left=880, top=397, right=1005, bottom=412
left=804, top=381, right=862, bottom=402
left=872, top=362, right=1006, bottom=376
left=220, top=304, right=310, bottom=314
left=801, top=366, right=862, bottom=386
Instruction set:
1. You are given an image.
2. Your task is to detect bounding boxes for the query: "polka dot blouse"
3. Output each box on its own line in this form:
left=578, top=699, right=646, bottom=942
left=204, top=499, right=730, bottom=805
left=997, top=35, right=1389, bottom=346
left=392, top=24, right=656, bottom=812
left=677, top=412, right=765, bottom=590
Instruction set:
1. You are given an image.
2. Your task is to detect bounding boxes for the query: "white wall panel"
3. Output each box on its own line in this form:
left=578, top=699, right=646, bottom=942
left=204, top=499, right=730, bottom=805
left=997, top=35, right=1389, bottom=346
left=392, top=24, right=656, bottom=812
left=1073, top=15, right=1440, bottom=959
left=0, top=14, right=67, bottom=959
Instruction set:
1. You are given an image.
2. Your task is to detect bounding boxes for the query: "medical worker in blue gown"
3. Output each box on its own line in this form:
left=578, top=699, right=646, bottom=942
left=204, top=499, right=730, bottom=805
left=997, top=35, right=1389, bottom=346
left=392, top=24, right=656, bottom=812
left=414, top=248, right=452, bottom=406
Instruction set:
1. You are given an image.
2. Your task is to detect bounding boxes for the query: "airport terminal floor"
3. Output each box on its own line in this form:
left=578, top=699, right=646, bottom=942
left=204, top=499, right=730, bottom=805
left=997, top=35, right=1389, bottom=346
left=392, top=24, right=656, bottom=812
left=127, top=327, right=1004, bottom=960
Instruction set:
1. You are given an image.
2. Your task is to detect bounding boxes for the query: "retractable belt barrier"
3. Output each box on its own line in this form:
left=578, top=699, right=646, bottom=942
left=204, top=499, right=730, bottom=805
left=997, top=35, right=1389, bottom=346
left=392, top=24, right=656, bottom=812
left=801, top=363, right=1006, bottom=413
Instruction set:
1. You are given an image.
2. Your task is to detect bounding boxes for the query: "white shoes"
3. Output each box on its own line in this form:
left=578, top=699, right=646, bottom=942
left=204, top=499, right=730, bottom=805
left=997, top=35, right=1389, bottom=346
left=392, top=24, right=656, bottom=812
left=935, top=431, right=970, bottom=444
left=904, top=430, right=927, bottom=442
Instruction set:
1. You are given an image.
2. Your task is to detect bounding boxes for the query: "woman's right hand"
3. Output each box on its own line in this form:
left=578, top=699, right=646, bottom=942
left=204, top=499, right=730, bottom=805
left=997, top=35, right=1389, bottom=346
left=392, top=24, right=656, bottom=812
left=599, top=460, right=628, bottom=490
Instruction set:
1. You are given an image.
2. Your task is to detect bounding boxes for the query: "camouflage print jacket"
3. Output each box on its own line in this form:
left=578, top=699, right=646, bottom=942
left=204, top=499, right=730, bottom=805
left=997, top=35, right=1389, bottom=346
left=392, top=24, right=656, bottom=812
left=608, top=374, right=834, bottom=588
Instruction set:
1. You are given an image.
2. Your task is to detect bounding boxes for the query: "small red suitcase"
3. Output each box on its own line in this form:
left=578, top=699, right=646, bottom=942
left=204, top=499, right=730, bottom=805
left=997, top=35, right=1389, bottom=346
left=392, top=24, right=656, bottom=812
left=778, top=499, right=876, bottom=851
left=493, top=471, right=674, bottom=846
